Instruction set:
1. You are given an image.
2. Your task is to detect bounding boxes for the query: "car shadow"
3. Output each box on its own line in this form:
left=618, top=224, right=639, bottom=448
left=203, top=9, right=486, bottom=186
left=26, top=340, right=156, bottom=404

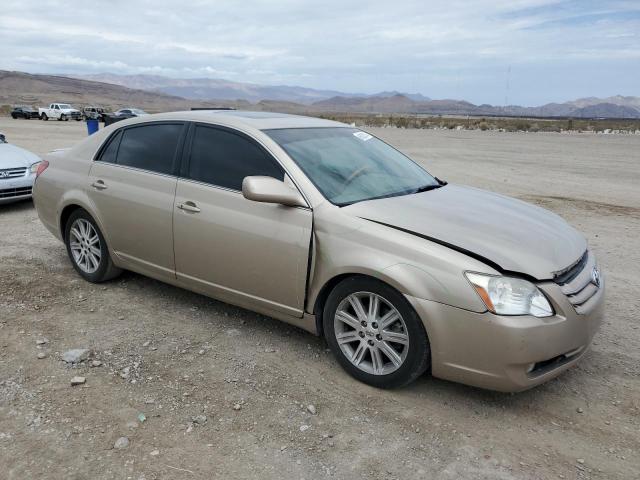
left=0, top=198, right=34, bottom=213
left=106, top=268, right=584, bottom=407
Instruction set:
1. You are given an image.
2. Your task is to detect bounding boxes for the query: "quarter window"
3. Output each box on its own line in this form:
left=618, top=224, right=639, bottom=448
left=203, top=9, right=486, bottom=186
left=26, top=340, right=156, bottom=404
left=187, top=125, right=284, bottom=190
left=116, top=123, right=183, bottom=175
left=98, top=130, right=122, bottom=163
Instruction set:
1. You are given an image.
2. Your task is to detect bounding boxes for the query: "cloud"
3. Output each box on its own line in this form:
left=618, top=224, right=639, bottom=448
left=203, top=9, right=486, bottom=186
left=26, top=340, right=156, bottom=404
left=1, top=0, right=638, bottom=105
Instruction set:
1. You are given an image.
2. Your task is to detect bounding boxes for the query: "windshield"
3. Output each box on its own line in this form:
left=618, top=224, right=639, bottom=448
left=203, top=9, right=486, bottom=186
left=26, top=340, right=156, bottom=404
left=265, top=127, right=439, bottom=206
left=58, top=104, right=72, bottom=109
left=131, top=109, right=147, bottom=115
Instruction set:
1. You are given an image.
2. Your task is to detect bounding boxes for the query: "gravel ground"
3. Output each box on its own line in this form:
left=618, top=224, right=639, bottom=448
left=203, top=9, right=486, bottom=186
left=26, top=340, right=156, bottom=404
left=1, top=118, right=639, bottom=479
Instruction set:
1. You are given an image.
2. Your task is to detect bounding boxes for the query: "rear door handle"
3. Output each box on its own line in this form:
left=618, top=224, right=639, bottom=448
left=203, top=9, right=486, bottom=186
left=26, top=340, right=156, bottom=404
left=91, top=180, right=107, bottom=190
left=177, top=201, right=201, bottom=213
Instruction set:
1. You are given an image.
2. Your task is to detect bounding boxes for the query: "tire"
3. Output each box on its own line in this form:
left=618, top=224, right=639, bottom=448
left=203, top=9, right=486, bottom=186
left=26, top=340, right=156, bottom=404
left=323, top=276, right=431, bottom=389
left=60, top=114, right=66, bottom=121
left=41, top=114, right=48, bottom=121
left=64, top=209, right=122, bottom=283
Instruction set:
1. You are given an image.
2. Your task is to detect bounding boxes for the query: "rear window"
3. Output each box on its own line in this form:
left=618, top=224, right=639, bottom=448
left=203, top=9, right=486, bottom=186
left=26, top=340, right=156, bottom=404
left=115, top=124, right=183, bottom=175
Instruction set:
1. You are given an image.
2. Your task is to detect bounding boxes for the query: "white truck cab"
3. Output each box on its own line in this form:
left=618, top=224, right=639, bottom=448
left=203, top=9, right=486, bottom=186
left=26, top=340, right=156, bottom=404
left=39, top=103, right=82, bottom=121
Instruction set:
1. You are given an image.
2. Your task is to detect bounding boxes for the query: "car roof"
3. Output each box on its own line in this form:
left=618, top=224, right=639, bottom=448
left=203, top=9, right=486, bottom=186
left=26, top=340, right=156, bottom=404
left=115, top=110, right=346, bottom=131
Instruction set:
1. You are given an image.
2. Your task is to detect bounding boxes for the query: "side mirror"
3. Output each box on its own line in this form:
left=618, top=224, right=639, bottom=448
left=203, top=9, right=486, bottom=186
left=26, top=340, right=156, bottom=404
left=242, top=176, right=306, bottom=207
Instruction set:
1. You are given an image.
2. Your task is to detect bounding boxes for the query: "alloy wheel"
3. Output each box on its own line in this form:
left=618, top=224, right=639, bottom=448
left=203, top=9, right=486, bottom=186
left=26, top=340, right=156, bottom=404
left=69, top=218, right=102, bottom=274
left=334, top=291, right=409, bottom=375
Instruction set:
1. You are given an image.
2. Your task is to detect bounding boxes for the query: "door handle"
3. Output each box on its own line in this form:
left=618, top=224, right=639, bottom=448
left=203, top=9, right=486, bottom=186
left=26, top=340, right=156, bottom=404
left=177, top=201, right=201, bottom=213
left=91, top=180, right=107, bottom=190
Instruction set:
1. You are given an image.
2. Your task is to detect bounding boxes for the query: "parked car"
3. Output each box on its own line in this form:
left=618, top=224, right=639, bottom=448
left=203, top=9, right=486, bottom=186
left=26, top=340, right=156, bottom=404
left=83, top=106, right=108, bottom=122
left=113, top=108, right=148, bottom=118
left=33, top=111, right=604, bottom=391
left=39, top=103, right=82, bottom=121
left=11, top=106, right=39, bottom=119
left=0, top=132, right=44, bottom=204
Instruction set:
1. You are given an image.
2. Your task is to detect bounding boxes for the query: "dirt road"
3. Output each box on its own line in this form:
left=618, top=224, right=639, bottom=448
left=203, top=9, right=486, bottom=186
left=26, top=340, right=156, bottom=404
left=1, top=118, right=639, bottom=479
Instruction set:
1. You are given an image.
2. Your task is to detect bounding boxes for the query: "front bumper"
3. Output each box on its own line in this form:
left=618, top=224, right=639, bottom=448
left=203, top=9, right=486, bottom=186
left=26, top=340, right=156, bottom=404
left=0, top=175, right=35, bottom=204
left=407, top=275, right=604, bottom=392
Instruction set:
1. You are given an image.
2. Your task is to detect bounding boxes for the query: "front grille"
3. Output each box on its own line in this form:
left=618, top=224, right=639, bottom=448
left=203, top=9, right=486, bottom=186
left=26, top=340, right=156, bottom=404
left=554, top=250, right=600, bottom=314
left=0, top=167, right=27, bottom=179
left=0, top=186, right=32, bottom=199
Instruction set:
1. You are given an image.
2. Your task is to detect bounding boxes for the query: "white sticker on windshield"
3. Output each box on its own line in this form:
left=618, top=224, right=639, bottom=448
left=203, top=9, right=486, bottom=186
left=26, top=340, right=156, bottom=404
left=353, top=131, right=372, bottom=141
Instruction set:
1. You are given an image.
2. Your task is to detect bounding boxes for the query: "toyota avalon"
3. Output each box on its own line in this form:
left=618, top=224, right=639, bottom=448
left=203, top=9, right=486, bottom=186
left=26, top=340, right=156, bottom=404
left=32, top=111, right=604, bottom=391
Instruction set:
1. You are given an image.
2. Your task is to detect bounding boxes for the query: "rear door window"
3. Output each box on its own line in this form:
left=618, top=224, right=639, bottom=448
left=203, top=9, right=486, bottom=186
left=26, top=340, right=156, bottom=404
left=186, top=125, right=284, bottom=190
left=116, top=123, right=184, bottom=175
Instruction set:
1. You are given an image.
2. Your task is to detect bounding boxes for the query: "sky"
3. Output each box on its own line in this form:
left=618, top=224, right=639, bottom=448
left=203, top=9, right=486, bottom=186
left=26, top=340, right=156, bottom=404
left=2, top=0, right=639, bottom=106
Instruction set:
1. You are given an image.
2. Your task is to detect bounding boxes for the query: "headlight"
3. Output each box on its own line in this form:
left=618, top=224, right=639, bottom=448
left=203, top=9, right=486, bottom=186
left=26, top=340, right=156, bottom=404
left=30, top=161, right=43, bottom=174
left=464, top=272, right=553, bottom=317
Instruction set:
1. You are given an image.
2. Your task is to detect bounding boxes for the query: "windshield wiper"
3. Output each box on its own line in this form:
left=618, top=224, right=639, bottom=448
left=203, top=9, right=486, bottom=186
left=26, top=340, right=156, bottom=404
left=411, top=177, right=448, bottom=194
left=412, top=183, right=442, bottom=194
left=337, top=178, right=448, bottom=207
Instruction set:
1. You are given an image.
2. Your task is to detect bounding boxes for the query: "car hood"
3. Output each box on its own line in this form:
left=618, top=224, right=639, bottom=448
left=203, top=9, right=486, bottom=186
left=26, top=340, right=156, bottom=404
left=343, top=184, right=587, bottom=280
left=0, top=143, right=40, bottom=168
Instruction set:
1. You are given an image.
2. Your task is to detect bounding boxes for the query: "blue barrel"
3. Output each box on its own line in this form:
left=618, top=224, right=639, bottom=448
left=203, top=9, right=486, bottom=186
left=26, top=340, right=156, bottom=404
left=86, top=119, right=99, bottom=136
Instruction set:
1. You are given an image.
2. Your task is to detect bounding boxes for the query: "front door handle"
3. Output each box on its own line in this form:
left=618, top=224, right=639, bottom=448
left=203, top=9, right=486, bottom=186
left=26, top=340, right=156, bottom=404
left=177, top=201, right=201, bottom=213
left=91, top=180, right=107, bottom=190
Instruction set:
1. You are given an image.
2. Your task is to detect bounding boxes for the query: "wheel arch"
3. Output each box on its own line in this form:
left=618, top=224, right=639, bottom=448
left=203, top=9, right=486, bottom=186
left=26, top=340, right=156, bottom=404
left=311, top=269, right=429, bottom=338
left=59, top=204, right=84, bottom=240
left=57, top=194, right=112, bottom=250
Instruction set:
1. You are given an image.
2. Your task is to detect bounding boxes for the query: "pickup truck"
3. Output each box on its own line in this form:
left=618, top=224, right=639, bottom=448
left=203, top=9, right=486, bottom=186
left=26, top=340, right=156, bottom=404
left=39, top=103, right=82, bottom=121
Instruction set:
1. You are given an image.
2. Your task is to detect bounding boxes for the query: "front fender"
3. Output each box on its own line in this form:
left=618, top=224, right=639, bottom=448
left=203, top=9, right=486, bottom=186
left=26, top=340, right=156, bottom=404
left=308, top=204, right=494, bottom=314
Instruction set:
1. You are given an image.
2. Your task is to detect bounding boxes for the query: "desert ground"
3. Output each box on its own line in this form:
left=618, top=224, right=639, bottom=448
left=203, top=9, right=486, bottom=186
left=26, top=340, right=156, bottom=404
left=1, top=117, right=639, bottom=480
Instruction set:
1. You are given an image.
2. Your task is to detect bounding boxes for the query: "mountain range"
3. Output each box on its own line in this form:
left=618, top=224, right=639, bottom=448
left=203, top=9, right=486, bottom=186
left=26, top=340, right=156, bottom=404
left=75, top=73, right=640, bottom=118
left=75, top=73, right=431, bottom=105
left=2, top=70, right=638, bottom=119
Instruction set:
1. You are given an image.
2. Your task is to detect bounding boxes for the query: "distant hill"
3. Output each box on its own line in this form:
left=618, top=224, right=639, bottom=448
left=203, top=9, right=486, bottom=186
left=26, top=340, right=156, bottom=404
left=567, top=95, right=640, bottom=110
left=74, top=73, right=430, bottom=105
left=311, top=94, right=640, bottom=118
left=75, top=73, right=359, bottom=104
left=0, top=70, right=220, bottom=111
left=570, top=103, right=640, bottom=118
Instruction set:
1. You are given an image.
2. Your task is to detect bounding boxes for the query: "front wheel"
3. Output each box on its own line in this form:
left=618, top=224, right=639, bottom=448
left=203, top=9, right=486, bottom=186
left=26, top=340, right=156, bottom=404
left=64, top=209, right=122, bottom=283
left=323, top=277, right=430, bottom=388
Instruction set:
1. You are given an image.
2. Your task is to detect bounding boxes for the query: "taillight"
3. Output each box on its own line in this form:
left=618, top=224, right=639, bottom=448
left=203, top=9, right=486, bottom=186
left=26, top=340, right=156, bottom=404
left=35, top=160, right=49, bottom=179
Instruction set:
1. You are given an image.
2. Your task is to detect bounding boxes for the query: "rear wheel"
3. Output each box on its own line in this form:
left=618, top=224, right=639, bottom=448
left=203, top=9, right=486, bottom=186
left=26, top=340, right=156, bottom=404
left=64, top=209, right=122, bottom=283
left=323, top=276, right=430, bottom=388
left=41, top=113, right=48, bottom=121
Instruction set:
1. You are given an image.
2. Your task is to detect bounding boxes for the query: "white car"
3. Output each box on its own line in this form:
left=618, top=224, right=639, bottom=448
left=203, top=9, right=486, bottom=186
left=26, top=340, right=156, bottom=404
left=39, top=103, right=82, bottom=121
left=0, top=132, right=44, bottom=204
